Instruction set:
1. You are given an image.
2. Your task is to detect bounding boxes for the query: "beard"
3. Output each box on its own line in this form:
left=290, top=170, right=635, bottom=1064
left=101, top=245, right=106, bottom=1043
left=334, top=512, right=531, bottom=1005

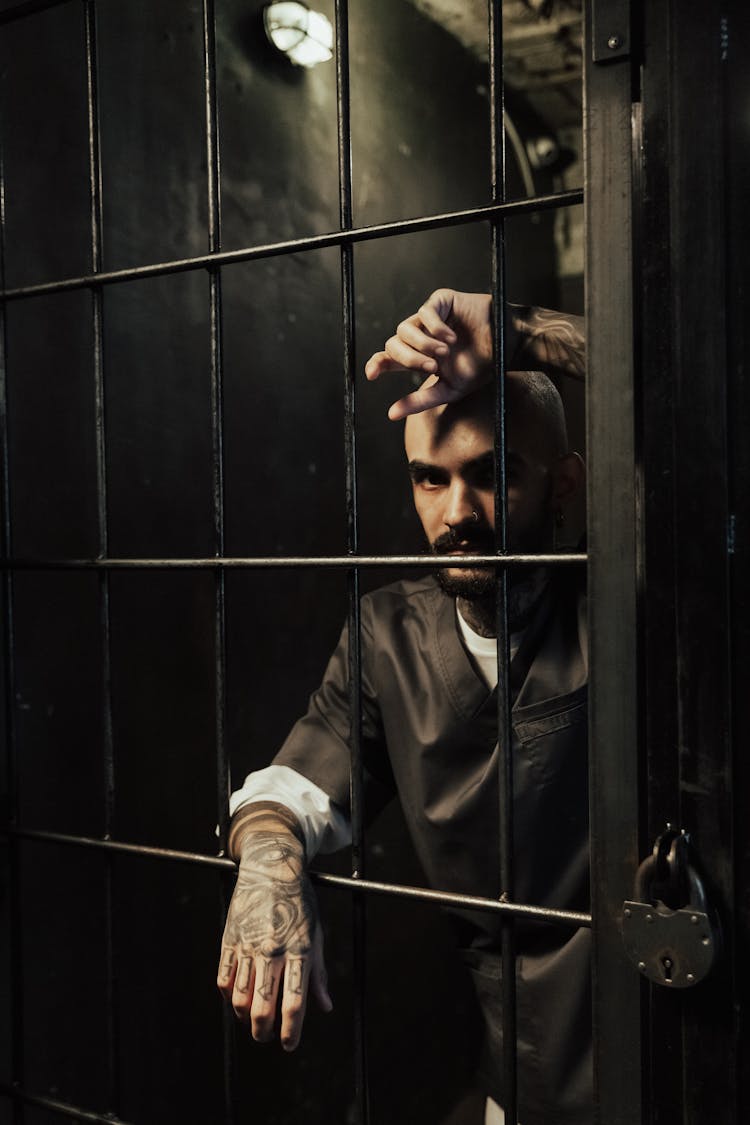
left=435, top=564, right=497, bottom=599
left=430, top=511, right=552, bottom=602
left=431, top=525, right=499, bottom=600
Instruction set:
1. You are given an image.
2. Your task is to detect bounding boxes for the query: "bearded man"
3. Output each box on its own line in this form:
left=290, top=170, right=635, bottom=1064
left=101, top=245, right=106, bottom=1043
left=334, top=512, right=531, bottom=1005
left=217, top=290, right=589, bottom=1125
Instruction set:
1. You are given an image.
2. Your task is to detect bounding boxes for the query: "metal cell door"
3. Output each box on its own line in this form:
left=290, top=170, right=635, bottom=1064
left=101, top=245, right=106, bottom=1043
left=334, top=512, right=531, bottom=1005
left=585, top=0, right=749, bottom=1121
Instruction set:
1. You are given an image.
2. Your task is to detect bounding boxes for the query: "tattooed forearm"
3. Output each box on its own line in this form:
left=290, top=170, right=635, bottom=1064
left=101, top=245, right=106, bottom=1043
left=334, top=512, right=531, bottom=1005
left=222, top=831, right=318, bottom=960
left=509, top=303, right=586, bottom=380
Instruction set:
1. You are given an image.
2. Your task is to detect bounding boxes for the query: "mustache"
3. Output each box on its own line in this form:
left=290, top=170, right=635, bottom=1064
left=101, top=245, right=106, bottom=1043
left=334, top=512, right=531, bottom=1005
left=431, top=523, right=497, bottom=554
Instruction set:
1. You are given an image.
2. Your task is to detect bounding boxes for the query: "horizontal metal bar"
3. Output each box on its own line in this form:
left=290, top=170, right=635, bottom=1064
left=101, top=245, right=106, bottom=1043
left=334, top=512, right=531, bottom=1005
left=5, top=826, right=237, bottom=869
left=313, top=871, right=590, bottom=927
left=0, top=1081, right=133, bottom=1125
left=6, top=827, right=591, bottom=926
left=1, top=189, right=583, bottom=302
left=1, top=552, right=587, bottom=571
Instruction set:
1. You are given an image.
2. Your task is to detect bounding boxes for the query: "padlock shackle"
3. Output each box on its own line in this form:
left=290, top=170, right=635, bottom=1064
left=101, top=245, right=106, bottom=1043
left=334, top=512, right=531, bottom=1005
left=633, top=831, right=708, bottom=912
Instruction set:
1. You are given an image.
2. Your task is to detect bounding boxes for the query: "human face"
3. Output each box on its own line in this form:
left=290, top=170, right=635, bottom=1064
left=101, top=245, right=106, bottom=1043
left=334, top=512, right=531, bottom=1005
left=404, top=407, right=555, bottom=597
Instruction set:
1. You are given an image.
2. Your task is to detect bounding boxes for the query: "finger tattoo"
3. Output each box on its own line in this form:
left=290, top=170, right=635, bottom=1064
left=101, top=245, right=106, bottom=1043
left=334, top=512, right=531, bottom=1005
left=286, top=959, right=304, bottom=996
left=219, top=947, right=236, bottom=982
left=257, top=960, right=277, bottom=1002
left=236, top=956, right=253, bottom=994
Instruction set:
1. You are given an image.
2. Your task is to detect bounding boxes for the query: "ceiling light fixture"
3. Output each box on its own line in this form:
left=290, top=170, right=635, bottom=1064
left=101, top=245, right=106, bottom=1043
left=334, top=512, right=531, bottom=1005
left=263, top=2, right=334, bottom=68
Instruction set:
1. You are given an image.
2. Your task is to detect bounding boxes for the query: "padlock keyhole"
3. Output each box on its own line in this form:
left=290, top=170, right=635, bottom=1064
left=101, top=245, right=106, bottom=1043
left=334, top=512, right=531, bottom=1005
left=661, top=955, right=673, bottom=983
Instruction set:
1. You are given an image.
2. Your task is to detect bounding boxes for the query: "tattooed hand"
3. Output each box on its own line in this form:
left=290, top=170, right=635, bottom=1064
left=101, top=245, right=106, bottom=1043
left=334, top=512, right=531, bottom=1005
left=217, top=813, right=332, bottom=1051
left=364, top=288, right=585, bottom=420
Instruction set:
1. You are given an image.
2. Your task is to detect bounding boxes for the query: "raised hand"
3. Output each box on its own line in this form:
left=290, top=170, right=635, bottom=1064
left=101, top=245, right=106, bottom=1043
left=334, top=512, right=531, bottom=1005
left=364, top=288, right=585, bottom=420
left=365, top=289, right=494, bottom=420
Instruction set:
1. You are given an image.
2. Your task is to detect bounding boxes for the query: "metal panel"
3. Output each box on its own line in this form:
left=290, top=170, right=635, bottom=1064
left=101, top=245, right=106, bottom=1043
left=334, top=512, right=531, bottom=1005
left=584, top=2, right=642, bottom=1122
left=638, top=1, right=741, bottom=1120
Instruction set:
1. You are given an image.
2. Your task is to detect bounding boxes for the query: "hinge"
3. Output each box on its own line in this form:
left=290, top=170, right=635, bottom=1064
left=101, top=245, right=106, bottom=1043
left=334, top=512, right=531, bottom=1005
left=591, top=0, right=630, bottom=64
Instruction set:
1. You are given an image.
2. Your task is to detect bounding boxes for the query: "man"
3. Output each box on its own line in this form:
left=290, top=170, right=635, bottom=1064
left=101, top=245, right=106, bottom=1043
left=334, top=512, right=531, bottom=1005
left=217, top=290, right=588, bottom=1124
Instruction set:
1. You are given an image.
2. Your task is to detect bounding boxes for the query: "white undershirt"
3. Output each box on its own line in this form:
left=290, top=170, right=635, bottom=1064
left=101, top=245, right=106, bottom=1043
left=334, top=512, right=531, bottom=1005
left=455, top=603, right=500, bottom=688
left=455, top=602, right=523, bottom=688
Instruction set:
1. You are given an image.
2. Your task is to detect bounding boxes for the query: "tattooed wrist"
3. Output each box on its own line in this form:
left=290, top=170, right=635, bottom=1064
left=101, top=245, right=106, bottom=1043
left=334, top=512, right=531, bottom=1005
left=228, top=800, right=306, bottom=860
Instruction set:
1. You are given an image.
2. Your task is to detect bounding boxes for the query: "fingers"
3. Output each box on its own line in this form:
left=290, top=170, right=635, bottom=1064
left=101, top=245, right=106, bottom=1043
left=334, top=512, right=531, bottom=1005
left=309, top=930, right=333, bottom=1014
left=364, top=309, right=455, bottom=383
left=365, top=340, right=437, bottom=382
left=278, top=929, right=333, bottom=1051
left=220, top=933, right=332, bottom=1052
left=415, top=294, right=458, bottom=343
left=387, top=374, right=463, bottom=421
left=230, top=951, right=318, bottom=1050
left=279, top=956, right=311, bottom=1052
left=250, top=955, right=284, bottom=1043
left=231, top=949, right=255, bottom=1022
left=397, top=316, right=453, bottom=358
left=217, top=945, right=237, bottom=999
left=364, top=351, right=407, bottom=381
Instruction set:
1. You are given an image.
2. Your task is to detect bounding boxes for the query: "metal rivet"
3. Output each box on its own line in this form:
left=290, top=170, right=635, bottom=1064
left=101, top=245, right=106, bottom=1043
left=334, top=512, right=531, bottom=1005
left=638, top=962, right=646, bottom=971
left=624, top=908, right=631, bottom=918
left=607, top=33, right=622, bottom=50
left=702, top=937, right=710, bottom=946
left=646, top=914, right=654, bottom=924
left=687, top=973, right=695, bottom=983
left=690, top=915, right=699, bottom=924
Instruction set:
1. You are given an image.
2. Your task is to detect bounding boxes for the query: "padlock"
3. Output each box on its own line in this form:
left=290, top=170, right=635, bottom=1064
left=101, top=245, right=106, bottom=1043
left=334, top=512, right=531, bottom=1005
left=621, top=830, right=721, bottom=988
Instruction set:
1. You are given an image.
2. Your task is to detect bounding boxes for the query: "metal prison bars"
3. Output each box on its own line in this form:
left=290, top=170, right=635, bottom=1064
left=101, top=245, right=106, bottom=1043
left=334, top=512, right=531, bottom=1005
left=0, top=1, right=588, bottom=1124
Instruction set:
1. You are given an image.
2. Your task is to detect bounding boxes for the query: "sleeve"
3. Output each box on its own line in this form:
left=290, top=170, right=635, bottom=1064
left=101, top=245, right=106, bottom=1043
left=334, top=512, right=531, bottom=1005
left=271, top=605, right=396, bottom=823
left=229, top=763, right=352, bottom=858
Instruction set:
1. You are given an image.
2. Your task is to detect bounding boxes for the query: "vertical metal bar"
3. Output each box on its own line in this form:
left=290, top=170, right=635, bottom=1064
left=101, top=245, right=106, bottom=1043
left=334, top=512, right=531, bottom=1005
left=583, top=2, right=641, bottom=1122
left=84, top=2, right=119, bottom=1117
left=334, top=1, right=368, bottom=1121
left=488, top=2, right=517, bottom=1122
left=0, top=88, right=25, bottom=1125
left=201, top=2, right=234, bottom=1121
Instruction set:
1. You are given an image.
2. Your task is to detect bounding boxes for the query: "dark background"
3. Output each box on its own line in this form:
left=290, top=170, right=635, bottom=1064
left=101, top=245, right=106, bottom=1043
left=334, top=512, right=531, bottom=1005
left=0, top=1, right=582, bottom=1122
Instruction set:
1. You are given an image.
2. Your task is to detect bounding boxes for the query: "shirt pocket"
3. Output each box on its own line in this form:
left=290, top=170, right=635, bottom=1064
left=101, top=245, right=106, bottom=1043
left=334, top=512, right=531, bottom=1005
left=513, top=687, right=588, bottom=790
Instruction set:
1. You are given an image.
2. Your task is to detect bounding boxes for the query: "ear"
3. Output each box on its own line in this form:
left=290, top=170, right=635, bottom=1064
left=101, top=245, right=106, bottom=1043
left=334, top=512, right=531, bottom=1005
left=551, top=452, right=585, bottom=509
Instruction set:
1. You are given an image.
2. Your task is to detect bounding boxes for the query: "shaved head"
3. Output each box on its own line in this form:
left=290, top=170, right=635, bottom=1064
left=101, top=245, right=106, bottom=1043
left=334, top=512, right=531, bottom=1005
left=404, top=370, right=569, bottom=465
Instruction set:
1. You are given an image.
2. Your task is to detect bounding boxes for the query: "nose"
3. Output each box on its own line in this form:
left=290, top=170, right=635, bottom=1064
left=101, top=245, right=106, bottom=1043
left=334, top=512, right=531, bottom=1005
left=443, top=479, right=480, bottom=530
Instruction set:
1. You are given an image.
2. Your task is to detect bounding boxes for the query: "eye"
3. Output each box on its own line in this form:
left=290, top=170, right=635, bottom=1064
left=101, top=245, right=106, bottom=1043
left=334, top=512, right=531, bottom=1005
left=467, top=463, right=496, bottom=490
left=410, top=468, right=446, bottom=490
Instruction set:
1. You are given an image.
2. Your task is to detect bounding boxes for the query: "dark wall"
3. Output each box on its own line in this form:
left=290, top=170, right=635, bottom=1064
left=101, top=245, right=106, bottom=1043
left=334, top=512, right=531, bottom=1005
left=0, top=2, right=570, bottom=1122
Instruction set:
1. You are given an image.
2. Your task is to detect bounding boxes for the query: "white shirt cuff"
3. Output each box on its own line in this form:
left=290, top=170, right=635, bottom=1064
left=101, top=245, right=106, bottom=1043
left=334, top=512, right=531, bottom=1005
left=230, top=764, right=352, bottom=859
